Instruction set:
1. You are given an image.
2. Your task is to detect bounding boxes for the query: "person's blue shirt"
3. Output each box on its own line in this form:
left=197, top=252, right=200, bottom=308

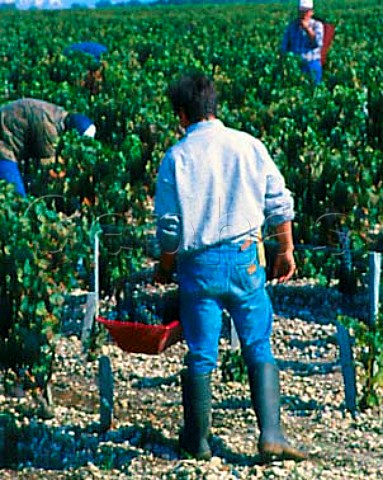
left=281, top=18, right=323, bottom=62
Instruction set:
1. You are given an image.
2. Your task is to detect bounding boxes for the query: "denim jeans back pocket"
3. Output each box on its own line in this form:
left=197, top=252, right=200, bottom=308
left=234, top=261, right=265, bottom=294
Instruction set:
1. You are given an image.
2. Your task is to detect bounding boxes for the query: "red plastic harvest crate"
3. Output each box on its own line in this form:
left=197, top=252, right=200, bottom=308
left=97, top=317, right=183, bottom=355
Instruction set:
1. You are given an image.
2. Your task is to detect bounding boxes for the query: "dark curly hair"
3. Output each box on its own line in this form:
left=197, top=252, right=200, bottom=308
left=167, top=72, right=217, bottom=124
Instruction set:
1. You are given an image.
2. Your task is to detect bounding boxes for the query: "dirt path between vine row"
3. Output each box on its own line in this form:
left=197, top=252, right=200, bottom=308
left=1, top=280, right=382, bottom=479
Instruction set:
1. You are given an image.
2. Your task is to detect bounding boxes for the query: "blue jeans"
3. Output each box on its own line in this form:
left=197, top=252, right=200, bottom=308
left=0, top=159, right=26, bottom=197
left=178, top=242, right=275, bottom=375
left=302, top=59, right=322, bottom=85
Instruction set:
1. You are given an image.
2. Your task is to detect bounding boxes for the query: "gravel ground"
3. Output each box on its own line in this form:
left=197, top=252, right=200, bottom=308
left=1, top=280, right=382, bottom=479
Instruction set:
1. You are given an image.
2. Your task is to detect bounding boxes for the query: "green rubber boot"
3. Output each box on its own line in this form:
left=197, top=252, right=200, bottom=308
left=249, top=362, right=308, bottom=462
left=179, top=370, right=212, bottom=460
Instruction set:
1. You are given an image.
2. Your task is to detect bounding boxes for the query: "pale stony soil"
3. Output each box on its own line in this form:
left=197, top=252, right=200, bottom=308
left=1, top=281, right=383, bottom=479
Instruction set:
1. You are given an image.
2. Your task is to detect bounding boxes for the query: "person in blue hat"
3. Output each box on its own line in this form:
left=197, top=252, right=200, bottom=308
left=64, top=42, right=108, bottom=61
left=0, top=98, right=96, bottom=197
left=64, top=41, right=108, bottom=95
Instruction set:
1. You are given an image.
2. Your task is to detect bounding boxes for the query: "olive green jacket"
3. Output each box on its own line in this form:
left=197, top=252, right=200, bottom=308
left=0, top=98, right=68, bottom=163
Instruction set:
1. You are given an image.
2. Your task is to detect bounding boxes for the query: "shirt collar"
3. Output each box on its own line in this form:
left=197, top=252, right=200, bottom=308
left=185, top=118, right=224, bottom=135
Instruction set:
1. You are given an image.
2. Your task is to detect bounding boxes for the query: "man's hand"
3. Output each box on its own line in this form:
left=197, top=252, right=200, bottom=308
left=153, top=251, right=176, bottom=284
left=300, top=18, right=310, bottom=30
left=272, top=249, right=296, bottom=283
left=271, top=221, right=296, bottom=283
left=300, top=17, right=316, bottom=40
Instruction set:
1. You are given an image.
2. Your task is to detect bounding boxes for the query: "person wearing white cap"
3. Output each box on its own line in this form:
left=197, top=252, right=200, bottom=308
left=0, top=98, right=96, bottom=197
left=281, top=0, right=324, bottom=84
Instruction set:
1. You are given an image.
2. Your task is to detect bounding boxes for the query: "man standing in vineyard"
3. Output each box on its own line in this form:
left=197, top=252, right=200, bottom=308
left=281, top=0, right=324, bottom=84
left=154, top=73, right=307, bottom=462
left=0, top=98, right=96, bottom=197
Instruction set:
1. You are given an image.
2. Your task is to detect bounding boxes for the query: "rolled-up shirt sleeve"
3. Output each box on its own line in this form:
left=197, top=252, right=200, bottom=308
left=313, top=20, right=324, bottom=49
left=154, top=152, right=182, bottom=253
left=264, top=157, right=295, bottom=227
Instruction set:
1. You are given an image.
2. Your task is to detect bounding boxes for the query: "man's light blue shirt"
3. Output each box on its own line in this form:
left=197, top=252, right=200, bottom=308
left=155, top=119, right=294, bottom=255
